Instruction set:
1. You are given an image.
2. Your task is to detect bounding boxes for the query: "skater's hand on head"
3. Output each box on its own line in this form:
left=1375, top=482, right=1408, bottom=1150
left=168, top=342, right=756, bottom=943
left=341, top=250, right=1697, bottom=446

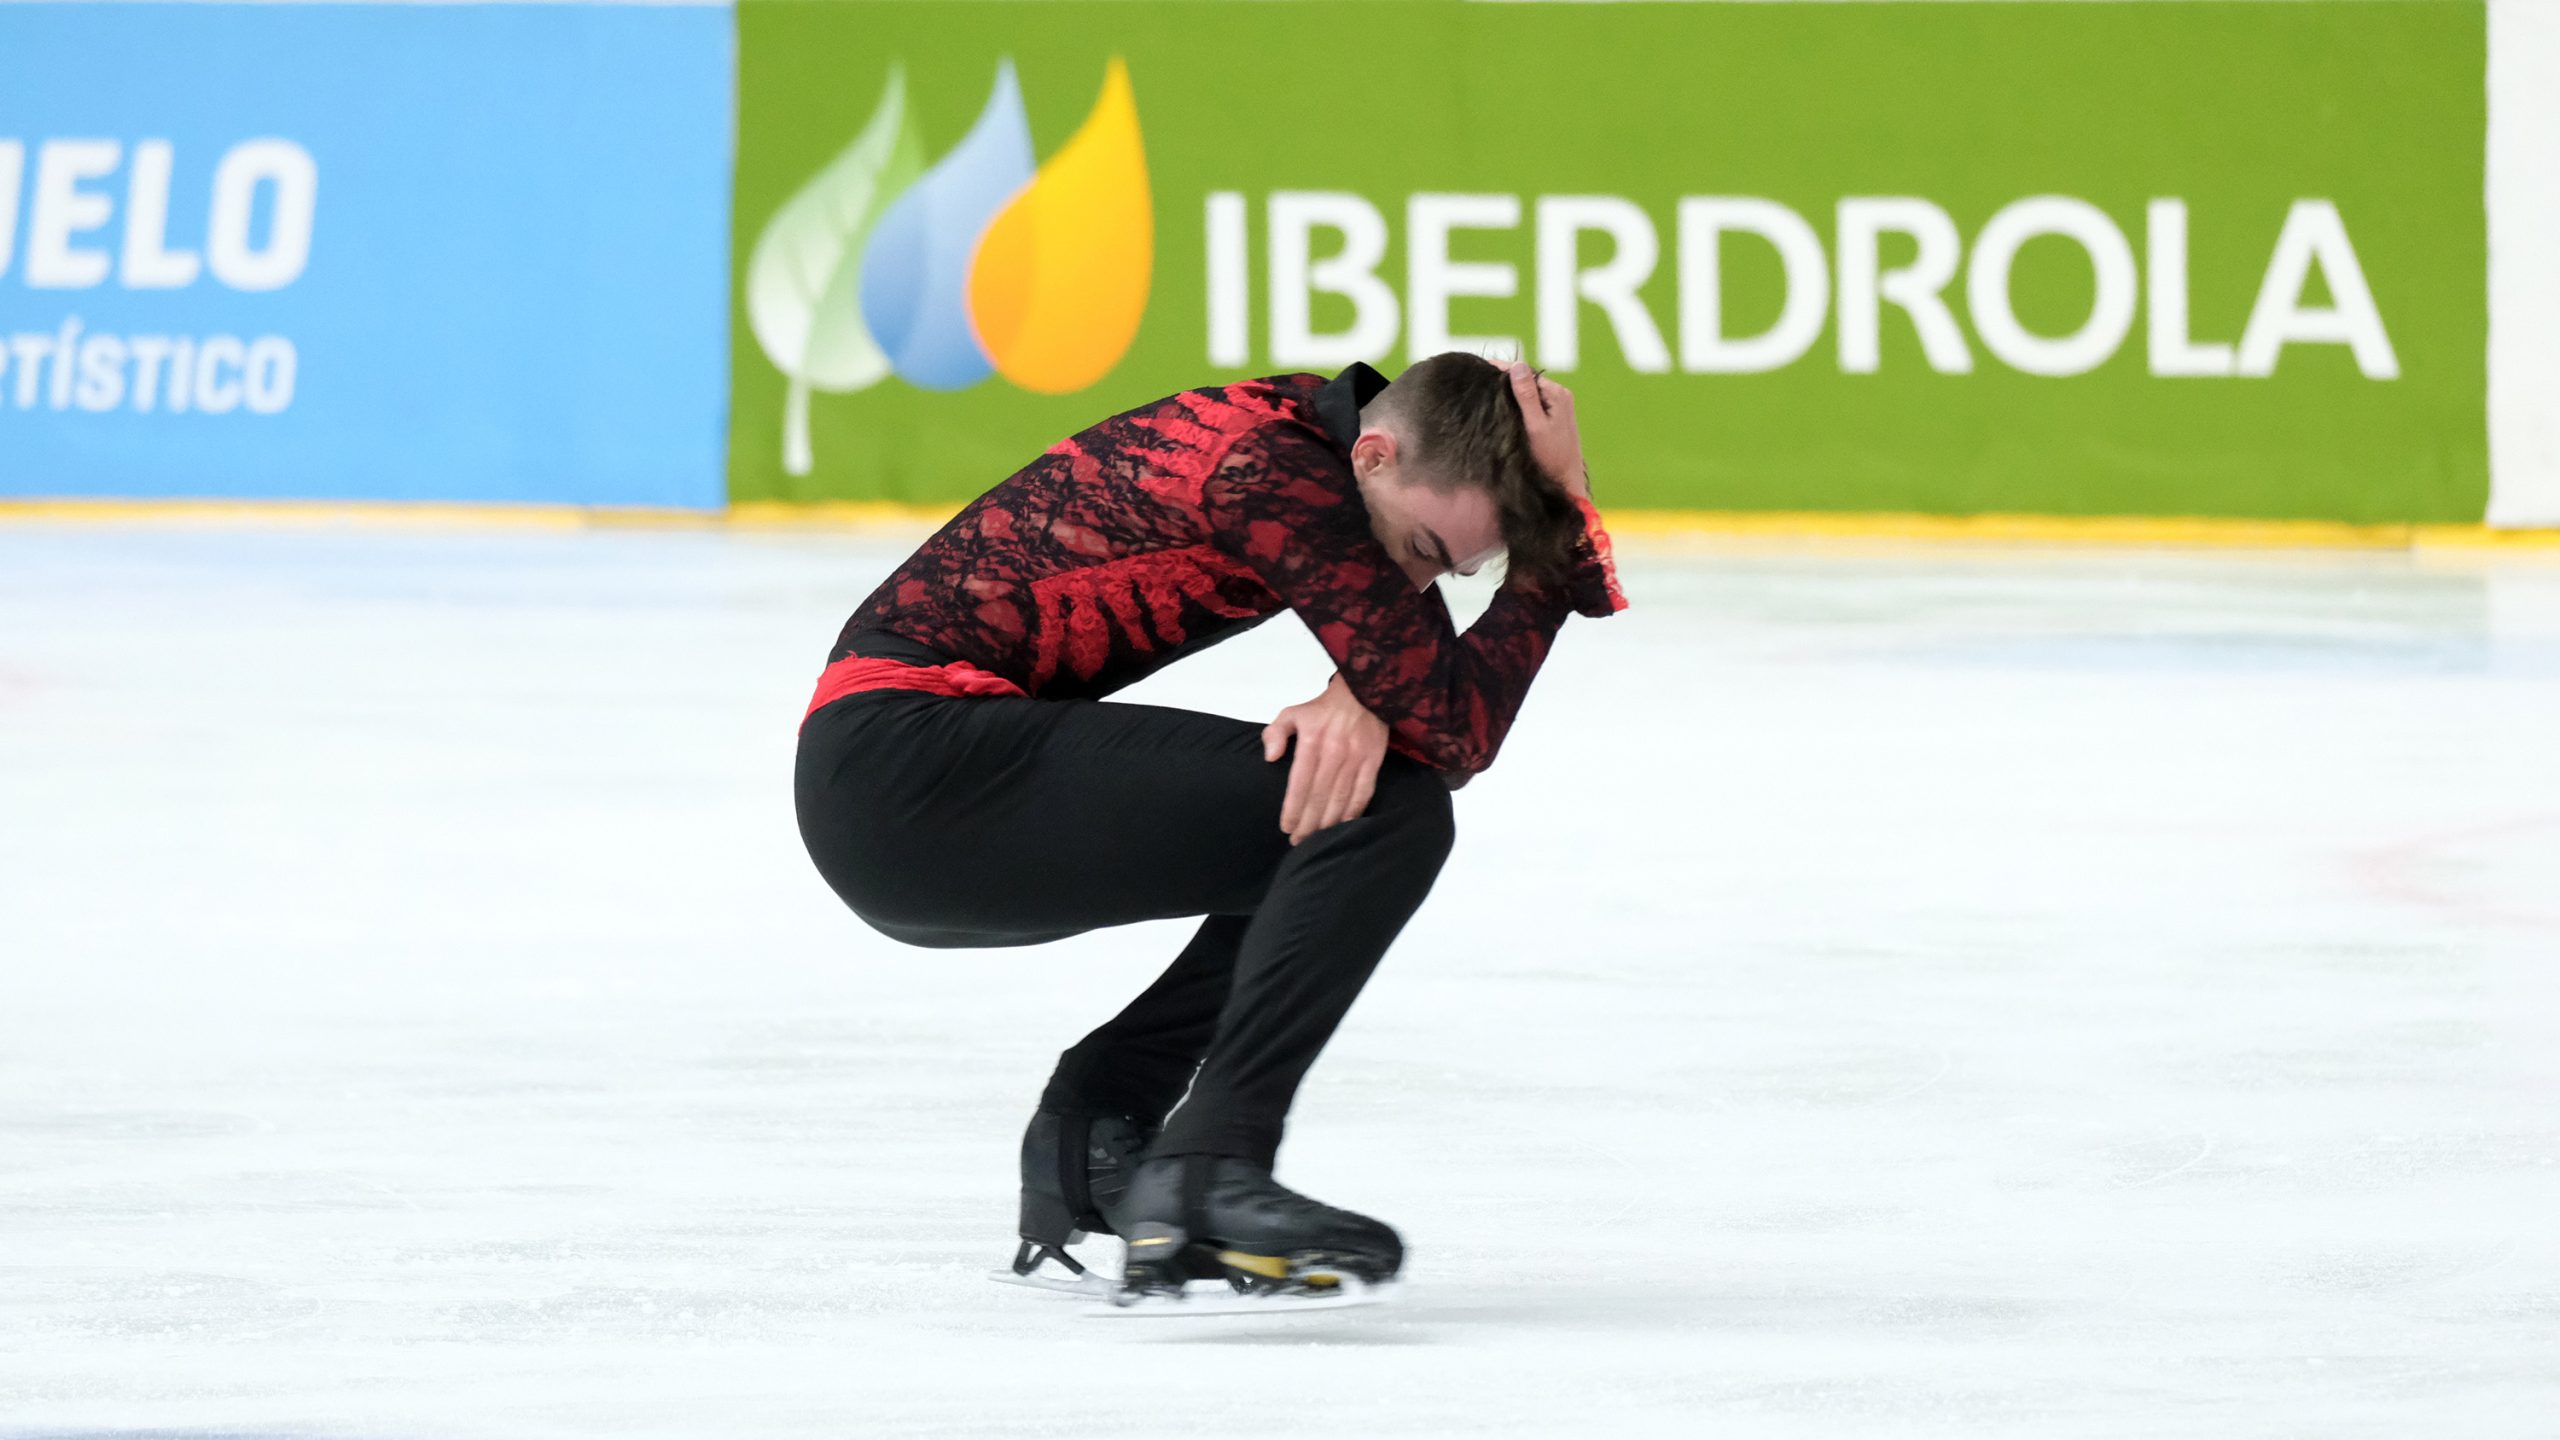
left=1263, top=673, right=1390, bottom=846
left=1502, top=361, right=1590, bottom=502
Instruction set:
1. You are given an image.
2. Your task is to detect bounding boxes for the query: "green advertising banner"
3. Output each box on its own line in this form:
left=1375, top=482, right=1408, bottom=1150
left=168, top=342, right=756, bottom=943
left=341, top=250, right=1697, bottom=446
left=730, top=0, right=2487, bottom=522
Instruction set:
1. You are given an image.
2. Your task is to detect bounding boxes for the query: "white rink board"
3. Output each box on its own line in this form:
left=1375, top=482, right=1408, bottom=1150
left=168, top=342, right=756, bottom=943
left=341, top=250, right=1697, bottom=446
left=2, top=525, right=2558, bottom=1439
left=2490, top=0, right=2560, bottom=526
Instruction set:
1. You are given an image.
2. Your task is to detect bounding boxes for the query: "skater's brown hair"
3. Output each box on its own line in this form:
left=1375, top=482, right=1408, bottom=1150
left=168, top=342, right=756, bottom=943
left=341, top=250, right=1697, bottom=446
left=1365, top=352, right=1585, bottom=589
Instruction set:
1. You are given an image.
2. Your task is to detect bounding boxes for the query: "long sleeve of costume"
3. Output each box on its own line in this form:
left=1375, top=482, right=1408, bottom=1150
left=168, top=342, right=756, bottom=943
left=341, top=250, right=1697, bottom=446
left=1200, top=423, right=1628, bottom=778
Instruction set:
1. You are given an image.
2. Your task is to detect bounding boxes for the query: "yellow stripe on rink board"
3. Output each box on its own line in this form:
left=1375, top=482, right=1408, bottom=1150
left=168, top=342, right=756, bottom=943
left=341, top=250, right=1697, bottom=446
left=0, top=497, right=962, bottom=532
left=723, top=500, right=964, bottom=530
left=0, top=497, right=972, bottom=533
left=1600, top=509, right=2560, bottom=554
left=4, top=496, right=2558, bottom=554
left=0, top=498, right=675, bottom=531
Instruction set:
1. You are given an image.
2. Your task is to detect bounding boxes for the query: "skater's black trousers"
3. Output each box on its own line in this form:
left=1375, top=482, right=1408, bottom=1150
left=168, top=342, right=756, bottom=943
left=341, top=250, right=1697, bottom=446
left=794, top=686, right=1456, bottom=1167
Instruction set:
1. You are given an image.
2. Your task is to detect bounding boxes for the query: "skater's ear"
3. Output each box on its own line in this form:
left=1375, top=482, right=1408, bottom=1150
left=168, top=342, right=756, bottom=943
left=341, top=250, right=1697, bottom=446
left=1350, top=427, right=1402, bottom=484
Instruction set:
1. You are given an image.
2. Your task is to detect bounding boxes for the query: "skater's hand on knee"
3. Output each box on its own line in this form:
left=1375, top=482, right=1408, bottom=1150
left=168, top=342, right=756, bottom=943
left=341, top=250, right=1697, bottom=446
left=1263, top=674, right=1389, bottom=846
left=1502, top=360, right=1590, bottom=501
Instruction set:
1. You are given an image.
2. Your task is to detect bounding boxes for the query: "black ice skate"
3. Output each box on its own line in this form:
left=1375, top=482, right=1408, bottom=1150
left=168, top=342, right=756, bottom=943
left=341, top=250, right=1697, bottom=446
left=992, top=1108, right=1154, bottom=1296
left=1103, top=1155, right=1402, bottom=1315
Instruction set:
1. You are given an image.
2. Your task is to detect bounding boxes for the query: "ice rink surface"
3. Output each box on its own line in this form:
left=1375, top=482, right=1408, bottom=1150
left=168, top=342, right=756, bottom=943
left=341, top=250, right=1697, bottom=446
left=3, top=521, right=2557, bottom=1440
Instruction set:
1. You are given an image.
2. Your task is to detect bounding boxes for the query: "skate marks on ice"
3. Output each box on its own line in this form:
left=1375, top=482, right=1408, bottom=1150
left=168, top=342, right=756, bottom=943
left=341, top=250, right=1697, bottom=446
left=2345, top=811, right=2560, bottom=933
left=2, top=1424, right=366, bottom=1434
left=2091, top=1130, right=2218, bottom=1192
left=0, top=1265, right=331, bottom=1348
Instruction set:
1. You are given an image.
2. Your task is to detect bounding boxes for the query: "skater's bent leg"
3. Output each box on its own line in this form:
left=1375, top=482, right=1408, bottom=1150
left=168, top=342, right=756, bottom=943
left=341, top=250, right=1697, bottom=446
left=800, top=692, right=1284, bottom=1122
left=1040, top=914, right=1246, bottom=1121
left=1150, top=755, right=1456, bottom=1167
left=796, top=691, right=1292, bottom=941
left=800, top=690, right=1453, bottom=1163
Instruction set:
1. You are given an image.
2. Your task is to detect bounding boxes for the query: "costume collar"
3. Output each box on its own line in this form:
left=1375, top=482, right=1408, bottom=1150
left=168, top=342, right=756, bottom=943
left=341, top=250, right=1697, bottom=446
left=1313, top=362, right=1391, bottom=454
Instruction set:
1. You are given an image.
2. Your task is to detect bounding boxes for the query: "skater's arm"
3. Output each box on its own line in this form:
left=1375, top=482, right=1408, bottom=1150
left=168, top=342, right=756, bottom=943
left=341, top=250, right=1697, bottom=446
left=1500, top=361, right=1626, bottom=622
left=1202, top=425, right=1619, bottom=777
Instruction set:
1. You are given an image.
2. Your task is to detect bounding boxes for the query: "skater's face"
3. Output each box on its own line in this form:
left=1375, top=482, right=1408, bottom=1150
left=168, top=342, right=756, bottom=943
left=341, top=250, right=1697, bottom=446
left=1351, top=430, right=1508, bottom=591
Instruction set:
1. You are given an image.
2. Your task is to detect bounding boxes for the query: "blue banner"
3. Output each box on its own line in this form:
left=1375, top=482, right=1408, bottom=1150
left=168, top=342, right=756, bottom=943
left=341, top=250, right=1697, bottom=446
left=0, top=2, right=731, bottom=507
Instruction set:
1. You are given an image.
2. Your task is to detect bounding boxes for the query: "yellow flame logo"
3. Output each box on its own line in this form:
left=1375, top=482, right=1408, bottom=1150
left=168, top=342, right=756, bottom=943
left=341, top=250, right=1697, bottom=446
left=970, top=58, right=1152, bottom=395
left=744, top=59, right=1153, bottom=472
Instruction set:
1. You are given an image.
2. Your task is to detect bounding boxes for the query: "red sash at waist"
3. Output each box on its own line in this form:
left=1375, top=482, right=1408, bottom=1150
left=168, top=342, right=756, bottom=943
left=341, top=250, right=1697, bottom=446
left=802, top=654, right=1029, bottom=729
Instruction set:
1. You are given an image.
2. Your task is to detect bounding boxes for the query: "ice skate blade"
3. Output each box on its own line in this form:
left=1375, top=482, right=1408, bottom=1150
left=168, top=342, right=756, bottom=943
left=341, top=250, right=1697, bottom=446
left=991, top=1240, right=1119, bottom=1298
left=990, top=1266, right=1113, bottom=1298
left=1086, top=1277, right=1396, bottom=1318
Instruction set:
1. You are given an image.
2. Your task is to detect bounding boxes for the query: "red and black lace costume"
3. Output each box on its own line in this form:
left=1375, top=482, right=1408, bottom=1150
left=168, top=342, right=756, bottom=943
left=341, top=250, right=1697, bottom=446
left=810, top=363, right=1626, bottom=778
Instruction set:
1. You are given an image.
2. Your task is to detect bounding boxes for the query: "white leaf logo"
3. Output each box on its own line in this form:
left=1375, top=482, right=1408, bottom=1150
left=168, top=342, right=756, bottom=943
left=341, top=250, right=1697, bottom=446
left=745, top=66, right=928, bottom=477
